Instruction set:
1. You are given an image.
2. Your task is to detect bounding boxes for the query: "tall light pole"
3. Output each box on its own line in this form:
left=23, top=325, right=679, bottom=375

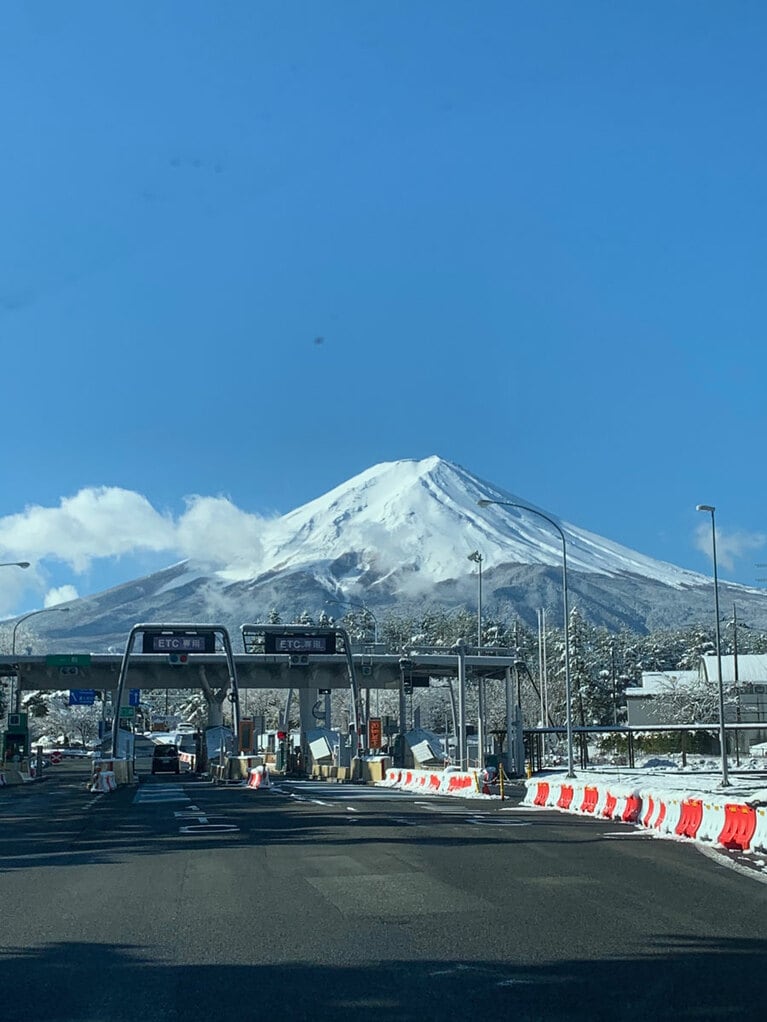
left=478, top=498, right=575, bottom=778
left=11, top=606, right=71, bottom=712
left=325, top=599, right=378, bottom=643
left=696, top=504, right=730, bottom=786
left=0, top=562, right=31, bottom=719
left=467, top=550, right=485, bottom=769
left=467, top=551, right=483, bottom=648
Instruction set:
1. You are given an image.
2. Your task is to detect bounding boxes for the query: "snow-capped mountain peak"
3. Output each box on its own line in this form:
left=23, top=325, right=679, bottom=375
left=218, top=456, right=705, bottom=593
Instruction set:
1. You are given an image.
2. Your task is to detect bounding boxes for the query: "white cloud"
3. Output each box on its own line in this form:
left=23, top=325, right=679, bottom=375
left=0, top=486, right=269, bottom=575
left=175, top=494, right=265, bottom=569
left=694, top=522, right=766, bottom=573
left=44, top=585, right=80, bottom=607
left=0, top=488, right=177, bottom=572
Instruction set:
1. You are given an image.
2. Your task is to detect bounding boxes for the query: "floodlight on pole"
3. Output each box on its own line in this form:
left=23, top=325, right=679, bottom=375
left=696, top=504, right=730, bottom=787
left=467, top=550, right=483, bottom=648
left=477, top=498, right=575, bottom=778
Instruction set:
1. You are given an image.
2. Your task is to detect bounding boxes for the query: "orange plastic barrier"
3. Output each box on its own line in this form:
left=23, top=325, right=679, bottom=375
left=429, top=773, right=441, bottom=791
left=653, top=801, right=666, bottom=830
left=642, top=797, right=655, bottom=828
left=622, top=794, right=642, bottom=823
left=557, top=784, right=574, bottom=809
left=675, top=798, right=703, bottom=839
left=533, top=782, right=550, bottom=806
left=718, top=803, right=757, bottom=851
left=581, top=786, right=599, bottom=813
left=447, top=774, right=474, bottom=793
left=602, top=792, right=617, bottom=818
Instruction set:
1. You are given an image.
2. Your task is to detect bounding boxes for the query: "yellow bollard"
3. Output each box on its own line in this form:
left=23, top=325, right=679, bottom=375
left=525, top=761, right=533, bottom=779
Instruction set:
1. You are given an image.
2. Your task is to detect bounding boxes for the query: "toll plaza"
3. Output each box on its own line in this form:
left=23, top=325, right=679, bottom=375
left=1, top=622, right=524, bottom=776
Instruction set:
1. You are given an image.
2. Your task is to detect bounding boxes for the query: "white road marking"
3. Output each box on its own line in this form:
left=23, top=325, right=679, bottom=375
left=467, top=818, right=531, bottom=827
left=179, top=823, right=239, bottom=834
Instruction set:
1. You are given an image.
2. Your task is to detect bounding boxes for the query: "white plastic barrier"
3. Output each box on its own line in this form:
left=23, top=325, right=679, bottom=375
left=750, top=805, right=767, bottom=852
left=659, top=795, right=683, bottom=836
left=90, top=770, right=117, bottom=793
left=247, top=765, right=271, bottom=790
left=697, top=798, right=727, bottom=844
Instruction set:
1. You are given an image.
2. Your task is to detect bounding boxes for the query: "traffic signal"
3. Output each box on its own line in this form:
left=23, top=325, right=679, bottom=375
left=168, top=653, right=188, bottom=665
left=276, top=730, right=287, bottom=741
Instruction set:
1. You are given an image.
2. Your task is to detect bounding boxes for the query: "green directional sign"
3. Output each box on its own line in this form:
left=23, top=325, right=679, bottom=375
left=46, top=654, right=92, bottom=667
left=119, top=706, right=135, bottom=719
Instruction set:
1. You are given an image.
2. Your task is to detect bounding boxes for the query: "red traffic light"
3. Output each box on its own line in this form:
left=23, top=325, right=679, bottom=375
left=276, top=730, right=287, bottom=741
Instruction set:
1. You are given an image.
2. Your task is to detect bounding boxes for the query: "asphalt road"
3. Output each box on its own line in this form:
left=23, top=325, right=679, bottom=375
left=1, top=763, right=766, bottom=1021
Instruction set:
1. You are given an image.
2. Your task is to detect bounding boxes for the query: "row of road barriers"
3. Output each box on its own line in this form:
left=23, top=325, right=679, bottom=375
left=377, top=767, right=488, bottom=797
left=522, top=778, right=767, bottom=852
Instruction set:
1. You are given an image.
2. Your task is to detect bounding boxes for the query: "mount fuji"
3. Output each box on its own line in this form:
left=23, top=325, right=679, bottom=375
left=20, top=456, right=767, bottom=652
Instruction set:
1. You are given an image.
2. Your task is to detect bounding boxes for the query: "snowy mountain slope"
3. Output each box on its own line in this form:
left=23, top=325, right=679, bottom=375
left=14, top=456, right=767, bottom=652
left=217, top=455, right=708, bottom=592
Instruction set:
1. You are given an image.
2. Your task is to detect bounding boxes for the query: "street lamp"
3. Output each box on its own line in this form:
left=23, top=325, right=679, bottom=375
left=478, top=498, right=575, bottom=778
left=696, top=504, right=730, bottom=787
left=467, top=551, right=483, bottom=648
left=325, top=599, right=378, bottom=643
left=11, top=606, right=71, bottom=712
left=0, top=562, right=30, bottom=570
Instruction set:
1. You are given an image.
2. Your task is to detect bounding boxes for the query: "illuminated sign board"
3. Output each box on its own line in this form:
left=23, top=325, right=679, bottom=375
left=368, top=718, right=383, bottom=749
left=142, top=631, right=216, bottom=654
left=264, top=634, right=337, bottom=655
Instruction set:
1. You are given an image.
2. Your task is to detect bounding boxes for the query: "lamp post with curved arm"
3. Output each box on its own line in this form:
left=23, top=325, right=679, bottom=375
left=696, top=504, right=730, bottom=787
left=12, top=606, right=71, bottom=712
left=0, top=561, right=31, bottom=717
left=325, top=599, right=378, bottom=643
left=477, top=498, right=575, bottom=778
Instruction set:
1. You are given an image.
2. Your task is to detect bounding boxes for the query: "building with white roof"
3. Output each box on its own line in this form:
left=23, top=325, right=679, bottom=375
left=625, top=656, right=767, bottom=749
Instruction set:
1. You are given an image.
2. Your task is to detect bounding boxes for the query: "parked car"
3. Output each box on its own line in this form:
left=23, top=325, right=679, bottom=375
left=151, top=744, right=180, bottom=775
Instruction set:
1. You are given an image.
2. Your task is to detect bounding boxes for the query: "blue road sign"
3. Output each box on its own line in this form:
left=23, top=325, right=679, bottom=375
left=69, top=689, right=96, bottom=706
left=129, top=688, right=141, bottom=706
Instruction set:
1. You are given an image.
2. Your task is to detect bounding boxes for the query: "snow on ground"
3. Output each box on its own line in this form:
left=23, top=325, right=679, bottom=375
left=545, top=752, right=767, bottom=802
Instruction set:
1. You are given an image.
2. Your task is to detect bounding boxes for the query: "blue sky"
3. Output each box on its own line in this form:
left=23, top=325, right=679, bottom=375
left=1, top=1, right=766, bottom=618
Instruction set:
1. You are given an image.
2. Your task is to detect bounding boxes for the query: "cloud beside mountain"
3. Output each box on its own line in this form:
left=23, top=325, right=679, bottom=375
left=0, top=486, right=273, bottom=615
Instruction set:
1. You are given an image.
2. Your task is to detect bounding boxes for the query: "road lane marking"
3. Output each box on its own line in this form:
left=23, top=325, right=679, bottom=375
left=179, top=824, right=239, bottom=834
left=467, top=818, right=532, bottom=827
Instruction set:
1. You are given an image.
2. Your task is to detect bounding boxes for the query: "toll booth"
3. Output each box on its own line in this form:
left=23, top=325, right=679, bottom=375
left=3, top=711, right=29, bottom=762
